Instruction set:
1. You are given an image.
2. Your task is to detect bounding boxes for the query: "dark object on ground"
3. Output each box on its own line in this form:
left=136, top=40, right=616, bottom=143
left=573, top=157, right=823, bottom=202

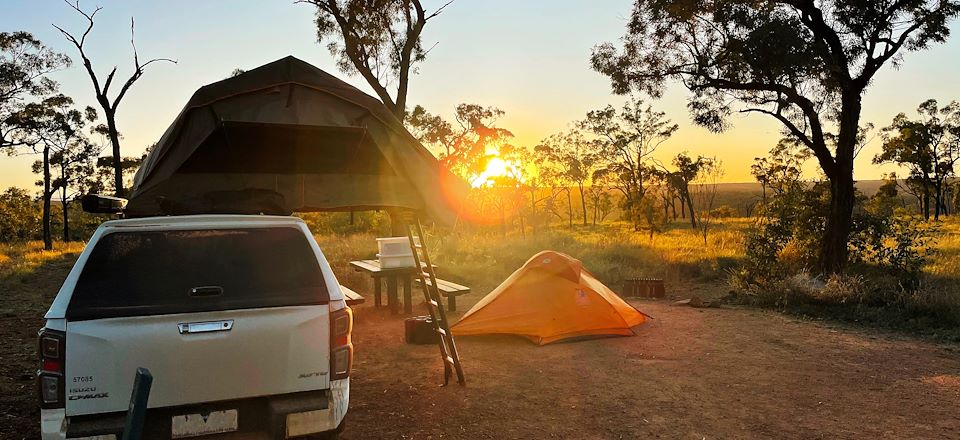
left=414, top=277, right=471, bottom=312
left=672, top=296, right=714, bottom=308
left=623, top=278, right=665, bottom=298
left=405, top=316, right=440, bottom=345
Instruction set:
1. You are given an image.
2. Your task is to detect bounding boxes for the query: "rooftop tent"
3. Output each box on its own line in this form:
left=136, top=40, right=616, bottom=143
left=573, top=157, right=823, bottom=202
left=126, top=56, right=467, bottom=223
left=451, top=251, right=649, bottom=345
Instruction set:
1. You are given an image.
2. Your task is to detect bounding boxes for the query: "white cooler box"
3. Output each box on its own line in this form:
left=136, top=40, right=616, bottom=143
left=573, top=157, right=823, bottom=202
left=376, top=236, right=419, bottom=268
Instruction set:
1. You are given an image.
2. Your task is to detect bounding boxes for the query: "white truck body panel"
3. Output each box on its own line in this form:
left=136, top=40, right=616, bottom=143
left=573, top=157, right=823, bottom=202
left=64, top=305, right=330, bottom=415
left=40, top=215, right=349, bottom=439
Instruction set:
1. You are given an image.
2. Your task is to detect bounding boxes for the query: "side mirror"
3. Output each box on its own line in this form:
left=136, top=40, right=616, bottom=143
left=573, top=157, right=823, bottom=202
left=81, top=194, right=128, bottom=214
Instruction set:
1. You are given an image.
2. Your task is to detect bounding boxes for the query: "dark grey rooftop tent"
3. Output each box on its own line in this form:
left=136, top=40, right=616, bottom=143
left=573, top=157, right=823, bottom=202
left=126, top=56, right=466, bottom=224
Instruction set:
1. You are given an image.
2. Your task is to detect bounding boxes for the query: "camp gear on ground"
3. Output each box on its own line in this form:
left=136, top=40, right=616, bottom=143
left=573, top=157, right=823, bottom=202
left=405, top=316, right=440, bottom=345
left=451, top=251, right=649, bottom=345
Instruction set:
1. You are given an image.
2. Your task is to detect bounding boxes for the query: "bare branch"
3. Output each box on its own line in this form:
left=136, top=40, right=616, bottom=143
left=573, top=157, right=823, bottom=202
left=424, top=0, right=455, bottom=21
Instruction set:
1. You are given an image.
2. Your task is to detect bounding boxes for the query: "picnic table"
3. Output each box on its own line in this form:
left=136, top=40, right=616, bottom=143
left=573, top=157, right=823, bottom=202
left=349, top=259, right=432, bottom=314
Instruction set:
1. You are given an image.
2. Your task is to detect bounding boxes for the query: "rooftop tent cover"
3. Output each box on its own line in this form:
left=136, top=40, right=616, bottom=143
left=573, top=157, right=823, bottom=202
left=126, top=56, right=467, bottom=223
left=450, top=251, right=649, bottom=345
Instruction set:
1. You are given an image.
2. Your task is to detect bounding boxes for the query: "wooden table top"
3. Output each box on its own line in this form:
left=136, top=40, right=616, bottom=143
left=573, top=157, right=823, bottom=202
left=349, top=259, right=433, bottom=276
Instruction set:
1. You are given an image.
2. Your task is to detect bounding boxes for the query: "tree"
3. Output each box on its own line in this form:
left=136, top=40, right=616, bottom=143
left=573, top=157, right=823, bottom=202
left=0, top=187, right=41, bottom=241
left=407, top=103, right=514, bottom=180
left=49, top=112, right=99, bottom=241
left=8, top=95, right=92, bottom=249
left=579, top=98, right=678, bottom=230
left=867, top=174, right=903, bottom=216
left=592, top=0, right=960, bottom=272
left=586, top=170, right=615, bottom=225
left=751, top=138, right=812, bottom=199
left=669, top=153, right=713, bottom=229
left=1, top=31, right=70, bottom=148
left=875, top=99, right=960, bottom=220
left=536, top=129, right=599, bottom=226
left=691, top=158, right=723, bottom=246
left=54, top=1, right=175, bottom=196
left=303, top=0, right=454, bottom=120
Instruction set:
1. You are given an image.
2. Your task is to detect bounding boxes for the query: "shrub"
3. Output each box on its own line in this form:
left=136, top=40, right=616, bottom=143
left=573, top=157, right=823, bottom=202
left=710, top=205, right=737, bottom=218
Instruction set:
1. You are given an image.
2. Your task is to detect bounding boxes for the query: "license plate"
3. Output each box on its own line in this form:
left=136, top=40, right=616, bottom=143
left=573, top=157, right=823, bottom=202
left=171, top=409, right=238, bottom=438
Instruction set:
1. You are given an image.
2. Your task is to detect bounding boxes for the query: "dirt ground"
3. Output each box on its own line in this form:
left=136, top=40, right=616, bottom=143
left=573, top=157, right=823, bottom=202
left=2, top=256, right=959, bottom=439
left=344, top=299, right=960, bottom=439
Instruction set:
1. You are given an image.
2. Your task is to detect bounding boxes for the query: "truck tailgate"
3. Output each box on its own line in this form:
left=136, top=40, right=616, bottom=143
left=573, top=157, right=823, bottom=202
left=65, top=305, right=330, bottom=416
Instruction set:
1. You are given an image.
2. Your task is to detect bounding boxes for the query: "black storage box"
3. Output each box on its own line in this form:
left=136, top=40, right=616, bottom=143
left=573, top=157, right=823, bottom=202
left=404, top=316, right=439, bottom=345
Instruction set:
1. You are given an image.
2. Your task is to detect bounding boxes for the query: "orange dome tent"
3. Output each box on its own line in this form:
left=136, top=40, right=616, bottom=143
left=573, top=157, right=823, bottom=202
left=451, top=251, right=649, bottom=345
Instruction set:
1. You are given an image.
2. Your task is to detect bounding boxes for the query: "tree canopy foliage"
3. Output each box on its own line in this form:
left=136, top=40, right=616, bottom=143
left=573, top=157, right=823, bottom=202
left=1, top=31, right=70, bottom=149
left=303, top=0, right=453, bottom=119
left=876, top=99, right=960, bottom=220
left=592, top=0, right=960, bottom=271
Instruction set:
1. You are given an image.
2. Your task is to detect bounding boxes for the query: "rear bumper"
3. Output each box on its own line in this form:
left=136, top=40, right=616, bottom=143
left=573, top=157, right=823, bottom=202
left=43, top=380, right=349, bottom=440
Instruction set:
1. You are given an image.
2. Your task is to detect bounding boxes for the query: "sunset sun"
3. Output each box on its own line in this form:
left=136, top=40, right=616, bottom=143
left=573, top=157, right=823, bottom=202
left=470, top=156, right=520, bottom=188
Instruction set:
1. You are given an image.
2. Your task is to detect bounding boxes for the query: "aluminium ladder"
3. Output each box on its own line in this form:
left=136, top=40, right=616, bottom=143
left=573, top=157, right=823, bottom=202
left=403, top=212, right=466, bottom=386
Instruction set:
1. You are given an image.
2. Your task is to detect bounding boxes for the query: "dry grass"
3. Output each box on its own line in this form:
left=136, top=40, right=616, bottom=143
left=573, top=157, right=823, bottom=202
left=0, top=241, right=86, bottom=280
left=314, top=219, right=748, bottom=307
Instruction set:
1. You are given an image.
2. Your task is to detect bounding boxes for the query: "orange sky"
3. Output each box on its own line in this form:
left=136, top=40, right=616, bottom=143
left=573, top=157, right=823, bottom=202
left=3, top=0, right=959, bottom=191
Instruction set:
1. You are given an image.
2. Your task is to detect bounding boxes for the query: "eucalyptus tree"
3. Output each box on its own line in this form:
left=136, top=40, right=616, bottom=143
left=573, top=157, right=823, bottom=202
left=579, top=98, right=678, bottom=229
left=875, top=99, right=960, bottom=220
left=592, top=0, right=960, bottom=271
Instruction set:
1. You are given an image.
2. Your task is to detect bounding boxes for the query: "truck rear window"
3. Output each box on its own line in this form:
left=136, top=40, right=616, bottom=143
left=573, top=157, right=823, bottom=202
left=67, top=227, right=329, bottom=320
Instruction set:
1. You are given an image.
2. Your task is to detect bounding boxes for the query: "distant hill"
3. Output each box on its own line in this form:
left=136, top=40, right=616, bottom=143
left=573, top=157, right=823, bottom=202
left=708, top=180, right=914, bottom=216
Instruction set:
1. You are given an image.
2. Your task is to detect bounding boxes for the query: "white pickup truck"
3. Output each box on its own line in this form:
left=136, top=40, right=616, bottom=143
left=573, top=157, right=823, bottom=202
left=38, top=215, right=352, bottom=440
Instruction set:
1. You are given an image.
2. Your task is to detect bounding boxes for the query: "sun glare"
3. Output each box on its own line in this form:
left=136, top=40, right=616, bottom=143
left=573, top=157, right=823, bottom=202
left=471, top=156, right=521, bottom=188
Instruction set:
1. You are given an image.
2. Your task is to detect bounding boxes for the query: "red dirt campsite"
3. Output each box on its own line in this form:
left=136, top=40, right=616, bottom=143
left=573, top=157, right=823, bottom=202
left=346, top=299, right=960, bottom=439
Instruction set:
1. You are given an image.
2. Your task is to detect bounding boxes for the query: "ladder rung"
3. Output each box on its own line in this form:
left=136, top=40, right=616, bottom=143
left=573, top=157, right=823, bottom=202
left=436, top=327, right=447, bottom=336
left=427, top=299, right=440, bottom=307
left=444, top=356, right=456, bottom=366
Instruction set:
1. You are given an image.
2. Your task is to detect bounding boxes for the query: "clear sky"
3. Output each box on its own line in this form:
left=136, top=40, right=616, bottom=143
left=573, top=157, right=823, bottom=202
left=3, top=0, right=960, bottom=190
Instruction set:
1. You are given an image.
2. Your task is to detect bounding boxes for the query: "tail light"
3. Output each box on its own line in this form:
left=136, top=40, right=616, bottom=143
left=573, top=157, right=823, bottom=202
left=37, top=328, right=65, bottom=409
left=330, top=306, right=353, bottom=381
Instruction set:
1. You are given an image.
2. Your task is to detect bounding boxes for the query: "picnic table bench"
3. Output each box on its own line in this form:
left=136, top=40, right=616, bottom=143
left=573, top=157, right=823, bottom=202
left=414, top=278, right=471, bottom=312
left=339, top=285, right=366, bottom=306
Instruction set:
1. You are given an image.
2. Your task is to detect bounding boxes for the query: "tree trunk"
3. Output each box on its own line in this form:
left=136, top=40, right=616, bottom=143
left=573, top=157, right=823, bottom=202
left=821, top=171, right=855, bottom=273
left=62, top=199, right=70, bottom=241
left=578, top=183, right=587, bottom=226
left=60, top=163, right=70, bottom=241
left=528, top=189, right=536, bottom=235
left=42, top=146, right=52, bottom=250
left=819, top=95, right=860, bottom=273
left=934, top=180, right=943, bottom=221
left=566, top=189, right=573, bottom=228
left=386, top=209, right=406, bottom=236
left=106, top=112, right=124, bottom=197
left=684, top=189, right=697, bottom=228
